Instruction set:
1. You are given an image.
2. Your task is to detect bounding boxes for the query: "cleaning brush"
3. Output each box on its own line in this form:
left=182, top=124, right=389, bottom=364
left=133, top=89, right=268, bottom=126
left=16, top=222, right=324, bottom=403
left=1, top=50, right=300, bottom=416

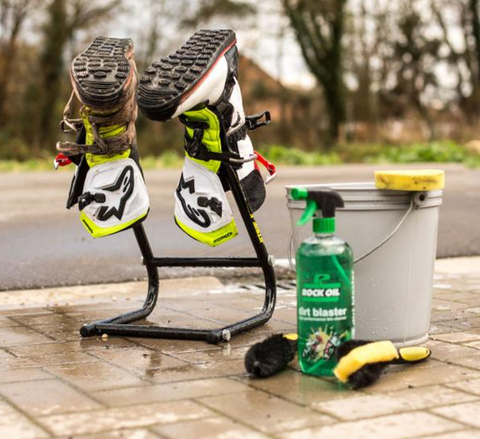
left=335, top=339, right=431, bottom=389
left=244, top=334, right=431, bottom=388
left=244, top=333, right=297, bottom=378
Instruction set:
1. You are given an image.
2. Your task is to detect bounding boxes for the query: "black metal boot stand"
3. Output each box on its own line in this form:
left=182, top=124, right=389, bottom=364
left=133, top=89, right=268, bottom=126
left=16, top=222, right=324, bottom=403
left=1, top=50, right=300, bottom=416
left=79, top=164, right=277, bottom=344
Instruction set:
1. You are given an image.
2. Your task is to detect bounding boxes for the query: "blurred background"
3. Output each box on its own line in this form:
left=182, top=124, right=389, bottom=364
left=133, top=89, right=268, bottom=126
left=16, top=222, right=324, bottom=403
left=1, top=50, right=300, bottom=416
left=2, top=0, right=480, bottom=168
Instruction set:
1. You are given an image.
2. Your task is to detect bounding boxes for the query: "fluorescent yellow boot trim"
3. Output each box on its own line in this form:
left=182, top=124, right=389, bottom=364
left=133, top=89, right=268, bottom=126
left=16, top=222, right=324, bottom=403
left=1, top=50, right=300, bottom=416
left=175, top=215, right=238, bottom=247
left=86, top=149, right=131, bottom=167
left=80, top=210, right=148, bottom=239
left=334, top=341, right=399, bottom=383
left=80, top=106, right=127, bottom=146
left=183, top=107, right=222, bottom=174
left=79, top=106, right=145, bottom=238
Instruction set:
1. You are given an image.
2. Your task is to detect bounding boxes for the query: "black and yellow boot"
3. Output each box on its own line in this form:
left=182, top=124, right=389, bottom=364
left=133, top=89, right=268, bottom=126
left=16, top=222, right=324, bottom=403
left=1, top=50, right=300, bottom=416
left=56, top=37, right=149, bottom=238
left=137, top=30, right=275, bottom=245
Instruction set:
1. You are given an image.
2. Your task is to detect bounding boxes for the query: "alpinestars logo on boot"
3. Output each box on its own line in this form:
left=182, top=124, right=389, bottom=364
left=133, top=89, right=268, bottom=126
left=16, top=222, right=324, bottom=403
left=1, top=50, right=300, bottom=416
left=176, top=174, right=223, bottom=228
left=97, top=166, right=134, bottom=221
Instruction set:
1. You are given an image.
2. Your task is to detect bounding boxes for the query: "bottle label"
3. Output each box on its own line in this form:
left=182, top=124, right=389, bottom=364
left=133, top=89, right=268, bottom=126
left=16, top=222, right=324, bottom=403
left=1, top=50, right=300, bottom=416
left=297, top=269, right=354, bottom=376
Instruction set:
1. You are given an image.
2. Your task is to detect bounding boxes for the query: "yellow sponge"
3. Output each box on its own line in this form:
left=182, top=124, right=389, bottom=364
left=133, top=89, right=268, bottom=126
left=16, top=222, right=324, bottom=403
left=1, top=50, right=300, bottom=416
left=375, top=170, right=445, bottom=191
left=334, top=341, right=399, bottom=383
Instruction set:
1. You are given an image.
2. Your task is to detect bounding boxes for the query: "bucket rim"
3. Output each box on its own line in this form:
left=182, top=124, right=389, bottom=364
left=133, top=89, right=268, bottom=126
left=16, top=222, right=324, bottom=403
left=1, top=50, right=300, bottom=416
left=285, top=182, right=443, bottom=198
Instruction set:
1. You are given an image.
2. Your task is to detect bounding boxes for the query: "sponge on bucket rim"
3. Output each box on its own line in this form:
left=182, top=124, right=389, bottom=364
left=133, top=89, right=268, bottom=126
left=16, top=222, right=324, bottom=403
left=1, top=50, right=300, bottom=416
left=375, top=170, right=445, bottom=191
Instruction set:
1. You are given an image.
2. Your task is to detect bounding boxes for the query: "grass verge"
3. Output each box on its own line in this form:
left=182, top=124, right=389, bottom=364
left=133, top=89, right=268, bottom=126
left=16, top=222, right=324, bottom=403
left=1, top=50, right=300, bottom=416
left=1, top=141, right=479, bottom=172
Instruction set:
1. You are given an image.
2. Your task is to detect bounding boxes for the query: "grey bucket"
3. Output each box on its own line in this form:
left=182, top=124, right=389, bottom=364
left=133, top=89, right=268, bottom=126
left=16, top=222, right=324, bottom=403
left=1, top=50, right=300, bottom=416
left=286, top=182, right=443, bottom=346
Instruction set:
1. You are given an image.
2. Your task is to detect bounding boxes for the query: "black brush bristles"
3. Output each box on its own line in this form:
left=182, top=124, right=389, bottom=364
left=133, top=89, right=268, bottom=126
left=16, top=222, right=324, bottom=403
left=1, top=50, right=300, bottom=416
left=336, top=339, right=389, bottom=389
left=245, top=334, right=297, bottom=378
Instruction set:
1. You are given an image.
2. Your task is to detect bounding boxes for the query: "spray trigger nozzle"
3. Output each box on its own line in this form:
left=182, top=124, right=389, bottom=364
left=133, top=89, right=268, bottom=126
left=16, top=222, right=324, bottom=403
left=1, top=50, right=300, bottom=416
left=291, top=188, right=344, bottom=231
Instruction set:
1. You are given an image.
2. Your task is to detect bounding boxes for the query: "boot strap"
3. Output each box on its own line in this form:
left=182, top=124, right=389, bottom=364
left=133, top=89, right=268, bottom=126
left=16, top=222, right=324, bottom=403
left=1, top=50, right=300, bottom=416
left=181, top=110, right=270, bottom=165
left=57, top=78, right=138, bottom=157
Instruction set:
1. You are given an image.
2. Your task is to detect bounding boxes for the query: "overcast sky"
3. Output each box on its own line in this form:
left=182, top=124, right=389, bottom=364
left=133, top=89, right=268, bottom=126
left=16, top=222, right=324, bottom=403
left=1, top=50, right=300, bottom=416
left=102, top=0, right=317, bottom=89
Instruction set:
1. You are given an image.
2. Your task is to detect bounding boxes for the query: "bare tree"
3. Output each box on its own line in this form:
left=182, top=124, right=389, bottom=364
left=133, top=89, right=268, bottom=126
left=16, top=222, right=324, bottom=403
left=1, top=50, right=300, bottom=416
left=0, top=0, right=32, bottom=122
left=283, top=0, right=348, bottom=145
left=37, top=0, right=121, bottom=148
left=391, top=3, right=441, bottom=139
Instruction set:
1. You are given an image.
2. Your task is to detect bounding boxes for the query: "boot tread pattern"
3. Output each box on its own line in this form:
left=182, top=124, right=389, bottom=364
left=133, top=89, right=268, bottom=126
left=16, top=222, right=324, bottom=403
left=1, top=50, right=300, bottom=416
left=72, top=36, right=134, bottom=110
left=137, top=29, right=235, bottom=121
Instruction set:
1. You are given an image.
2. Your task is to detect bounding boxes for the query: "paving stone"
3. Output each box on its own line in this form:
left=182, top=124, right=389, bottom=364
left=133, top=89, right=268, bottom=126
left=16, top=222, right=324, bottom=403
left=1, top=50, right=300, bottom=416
left=252, top=318, right=296, bottom=332
left=0, top=379, right=102, bottom=416
left=446, top=354, right=480, bottom=370
left=434, top=291, right=480, bottom=303
left=171, top=344, right=250, bottom=364
left=92, top=377, right=250, bottom=407
left=34, top=325, right=85, bottom=343
left=240, top=368, right=351, bottom=405
left=0, top=316, right=20, bottom=328
left=313, top=385, right=478, bottom=421
left=417, top=430, right=480, bottom=439
left=447, top=378, right=480, bottom=395
left=387, top=384, right=479, bottom=408
left=432, top=401, right=480, bottom=428
left=209, top=297, right=265, bottom=312
left=132, top=337, right=222, bottom=355
left=38, top=400, right=213, bottom=436
left=152, top=416, right=270, bottom=439
left=0, top=354, right=39, bottom=369
left=465, top=340, right=480, bottom=350
left=432, top=299, right=471, bottom=311
left=431, top=310, right=469, bottom=322
left=0, top=326, right=53, bottom=346
left=59, top=429, right=161, bottom=439
left=89, top=346, right=188, bottom=372
left=182, top=307, right=266, bottom=325
left=46, top=361, right=148, bottom=392
left=8, top=337, right=137, bottom=357
left=425, top=340, right=479, bottom=361
left=362, top=363, right=480, bottom=392
left=441, top=316, right=480, bottom=330
left=11, top=312, right=77, bottom=327
left=280, top=412, right=463, bottom=439
left=0, top=367, right=53, bottom=384
left=0, top=400, right=49, bottom=439
left=31, top=351, right=98, bottom=366
left=431, top=331, right=480, bottom=343
left=0, top=348, right=13, bottom=360
left=199, top=388, right=335, bottom=433
left=0, top=307, right=53, bottom=316
left=429, top=323, right=462, bottom=334
left=147, top=359, right=246, bottom=384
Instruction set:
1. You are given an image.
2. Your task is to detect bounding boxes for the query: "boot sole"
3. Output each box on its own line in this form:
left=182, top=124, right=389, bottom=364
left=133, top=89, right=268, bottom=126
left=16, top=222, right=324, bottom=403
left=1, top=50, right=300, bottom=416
left=137, top=29, right=236, bottom=122
left=71, top=36, right=135, bottom=111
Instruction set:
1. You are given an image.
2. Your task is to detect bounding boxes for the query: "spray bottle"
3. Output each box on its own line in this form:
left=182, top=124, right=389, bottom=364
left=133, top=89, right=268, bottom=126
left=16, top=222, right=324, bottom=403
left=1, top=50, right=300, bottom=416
left=292, top=188, right=354, bottom=376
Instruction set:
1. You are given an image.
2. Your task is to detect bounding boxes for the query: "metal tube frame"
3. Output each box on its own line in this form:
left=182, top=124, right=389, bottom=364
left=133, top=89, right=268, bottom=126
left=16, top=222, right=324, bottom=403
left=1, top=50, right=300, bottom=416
left=79, top=164, right=277, bottom=344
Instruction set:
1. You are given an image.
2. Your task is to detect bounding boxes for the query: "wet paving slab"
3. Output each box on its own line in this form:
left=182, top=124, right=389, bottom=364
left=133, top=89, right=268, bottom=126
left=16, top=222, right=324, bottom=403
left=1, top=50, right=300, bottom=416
left=0, top=273, right=479, bottom=438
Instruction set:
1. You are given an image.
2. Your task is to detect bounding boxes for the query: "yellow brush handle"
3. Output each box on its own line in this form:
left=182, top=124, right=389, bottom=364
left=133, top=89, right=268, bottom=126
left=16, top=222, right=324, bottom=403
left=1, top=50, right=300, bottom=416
left=334, top=341, right=399, bottom=383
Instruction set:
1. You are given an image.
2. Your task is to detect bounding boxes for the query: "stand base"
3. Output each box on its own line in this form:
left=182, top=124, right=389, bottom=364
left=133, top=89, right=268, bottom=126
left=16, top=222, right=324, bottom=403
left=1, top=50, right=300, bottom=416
left=79, top=165, right=277, bottom=344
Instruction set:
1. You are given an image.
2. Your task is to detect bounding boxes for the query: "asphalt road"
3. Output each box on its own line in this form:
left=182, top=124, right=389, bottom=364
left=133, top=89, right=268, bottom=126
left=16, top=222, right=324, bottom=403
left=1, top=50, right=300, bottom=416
left=1, top=163, right=479, bottom=290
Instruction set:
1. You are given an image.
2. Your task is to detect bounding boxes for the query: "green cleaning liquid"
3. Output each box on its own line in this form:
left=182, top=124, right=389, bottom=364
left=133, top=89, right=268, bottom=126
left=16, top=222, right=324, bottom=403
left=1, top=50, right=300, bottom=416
left=292, top=188, right=354, bottom=377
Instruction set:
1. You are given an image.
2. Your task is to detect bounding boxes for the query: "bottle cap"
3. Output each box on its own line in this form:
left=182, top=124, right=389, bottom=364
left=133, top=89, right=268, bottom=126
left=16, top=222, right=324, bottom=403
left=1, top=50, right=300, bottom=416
left=314, top=217, right=335, bottom=234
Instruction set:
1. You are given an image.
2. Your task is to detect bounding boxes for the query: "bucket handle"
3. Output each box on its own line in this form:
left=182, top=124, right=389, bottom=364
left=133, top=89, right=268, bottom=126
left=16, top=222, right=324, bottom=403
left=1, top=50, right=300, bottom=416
left=288, top=193, right=422, bottom=270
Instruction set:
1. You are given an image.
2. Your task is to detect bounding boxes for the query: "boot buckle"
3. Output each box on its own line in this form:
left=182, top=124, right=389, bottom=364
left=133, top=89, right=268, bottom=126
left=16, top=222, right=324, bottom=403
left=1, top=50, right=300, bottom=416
left=245, top=111, right=271, bottom=131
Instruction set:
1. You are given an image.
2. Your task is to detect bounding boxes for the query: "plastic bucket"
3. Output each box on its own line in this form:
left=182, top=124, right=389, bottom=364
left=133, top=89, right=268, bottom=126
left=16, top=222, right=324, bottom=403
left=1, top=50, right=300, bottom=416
left=286, top=182, right=443, bottom=346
